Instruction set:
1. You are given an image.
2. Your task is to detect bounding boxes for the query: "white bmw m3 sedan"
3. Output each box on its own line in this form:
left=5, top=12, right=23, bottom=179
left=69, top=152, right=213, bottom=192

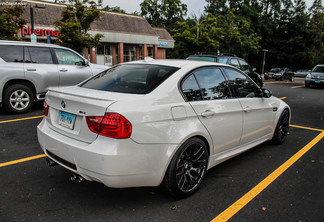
left=37, top=59, right=290, bottom=197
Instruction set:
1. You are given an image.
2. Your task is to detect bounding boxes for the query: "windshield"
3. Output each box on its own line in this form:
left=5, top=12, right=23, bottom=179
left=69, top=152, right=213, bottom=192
left=312, top=66, right=324, bottom=73
left=80, top=64, right=179, bottom=94
left=270, top=68, right=281, bottom=72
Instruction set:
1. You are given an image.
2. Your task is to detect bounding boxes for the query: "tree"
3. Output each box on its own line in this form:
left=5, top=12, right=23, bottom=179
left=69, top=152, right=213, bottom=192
left=140, top=0, right=187, bottom=32
left=102, top=5, right=126, bottom=13
left=54, top=0, right=103, bottom=54
left=0, top=5, right=27, bottom=40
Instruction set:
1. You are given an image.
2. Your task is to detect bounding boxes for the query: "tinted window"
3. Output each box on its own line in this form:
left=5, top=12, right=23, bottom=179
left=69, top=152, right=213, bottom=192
left=230, top=59, right=240, bottom=68
left=224, top=68, right=260, bottom=98
left=313, top=66, right=324, bottom=72
left=182, top=74, right=203, bottom=101
left=28, top=47, right=53, bottom=64
left=217, top=57, right=228, bottom=64
left=238, top=59, right=251, bottom=73
left=194, top=68, right=231, bottom=100
left=187, top=56, right=216, bottom=62
left=54, top=48, right=84, bottom=65
left=0, top=45, right=23, bottom=63
left=81, top=64, right=179, bottom=94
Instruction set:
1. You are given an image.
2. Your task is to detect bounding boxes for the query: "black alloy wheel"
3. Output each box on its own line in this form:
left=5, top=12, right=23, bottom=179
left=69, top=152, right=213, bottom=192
left=272, top=109, right=290, bottom=144
left=163, top=138, right=208, bottom=197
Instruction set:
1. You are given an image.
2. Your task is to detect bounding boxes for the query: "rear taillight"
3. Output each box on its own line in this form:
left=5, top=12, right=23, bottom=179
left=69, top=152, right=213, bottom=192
left=86, top=113, right=132, bottom=139
left=44, top=101, right=49, bottom=116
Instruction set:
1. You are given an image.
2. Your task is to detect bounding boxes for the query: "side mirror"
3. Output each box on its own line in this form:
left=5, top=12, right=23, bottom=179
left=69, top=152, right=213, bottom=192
left=262, top=89, right=272, bottom=98
left=83, top=59, right=90, bottom=66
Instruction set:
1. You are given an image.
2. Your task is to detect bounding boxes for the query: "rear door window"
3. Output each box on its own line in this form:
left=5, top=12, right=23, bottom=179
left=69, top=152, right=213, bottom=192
left=80, top=64, right=179, bottom=94
left=0, top=45, right=23, bottom=63
left=27, top=47, right=54, bottom=64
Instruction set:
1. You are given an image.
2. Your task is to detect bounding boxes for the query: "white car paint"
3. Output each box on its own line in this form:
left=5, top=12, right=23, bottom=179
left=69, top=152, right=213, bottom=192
left=37, top=59, right=290, bottom=194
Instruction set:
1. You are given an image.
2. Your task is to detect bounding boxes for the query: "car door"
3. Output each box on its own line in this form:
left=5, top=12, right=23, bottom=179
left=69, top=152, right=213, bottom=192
left=24, top=46, right=59, bottom=93
left=223, top=67, right=275, bottom=145
left=181, top=67, right=243, bottom=154
left=53, top=48, right=93, bottom=87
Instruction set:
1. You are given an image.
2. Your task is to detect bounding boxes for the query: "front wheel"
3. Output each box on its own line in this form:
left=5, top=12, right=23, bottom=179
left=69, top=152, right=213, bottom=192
left=272, top=110, right=290, bottom=144
left=163, top=138, right=209, bottom=197
left=3, top=84, right=35, bottom=114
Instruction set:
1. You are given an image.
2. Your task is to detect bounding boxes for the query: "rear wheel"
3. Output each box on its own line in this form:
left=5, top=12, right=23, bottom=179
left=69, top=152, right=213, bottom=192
left=3, top=84, right=35, bottom=114
left=272, top=110, right=290, bottom=144
left=163, top=138, right=208, bottom=197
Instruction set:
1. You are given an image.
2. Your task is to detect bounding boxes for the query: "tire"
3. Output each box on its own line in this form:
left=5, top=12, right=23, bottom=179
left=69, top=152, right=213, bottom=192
left=272, top=110, right=290, bottom=144
left=163, top=138, right=209, bottom=198
left=3, top=84, right=35, bottom=114
left=305, top=82, right=310, bottom=88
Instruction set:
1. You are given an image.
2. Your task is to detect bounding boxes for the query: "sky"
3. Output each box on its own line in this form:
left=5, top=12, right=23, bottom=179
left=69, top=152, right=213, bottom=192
left=102, top=0, right=320, bottom=16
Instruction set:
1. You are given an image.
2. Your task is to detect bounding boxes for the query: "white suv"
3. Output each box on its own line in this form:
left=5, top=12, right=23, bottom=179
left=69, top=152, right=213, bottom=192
left=0, top=40, right=108, bottom=113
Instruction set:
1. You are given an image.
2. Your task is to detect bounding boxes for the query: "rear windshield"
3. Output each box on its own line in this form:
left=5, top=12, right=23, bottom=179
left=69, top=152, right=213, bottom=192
left=312, top=66, right=324, bottom=73
left=80, top=64, right=179, bottom=94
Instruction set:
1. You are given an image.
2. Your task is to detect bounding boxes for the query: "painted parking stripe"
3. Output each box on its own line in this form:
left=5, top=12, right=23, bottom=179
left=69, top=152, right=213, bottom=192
left=0, top=154, right=46, bottom=168
left=291, top=85, right=304, bottom=88
left=279, top=97, right=287, bottom=100
left=0, top=115, right=44, bottom=124
left=212, top=130, right=324, bottom=222
left=290, top=124, right=324, bottom=132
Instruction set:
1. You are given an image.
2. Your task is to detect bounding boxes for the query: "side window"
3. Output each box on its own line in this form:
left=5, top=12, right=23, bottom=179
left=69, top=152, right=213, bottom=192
left=181, top=74, right=203, bottom=102
left=194, top=68, right=231, bottom=100
left=217, top=57, right=228, bottom=64
left=54, top=49, right=84, bottom=65
left=28, top=47, right=53, bottom=64
left=24, top=47, right=32, bottom=63
left=230, top=59, right=240, bottom=68
left=0, top=45, right=23, bottom=63
left=238, top=59, right=251, bottom=73
left=224, top=68, right=260, bottom=98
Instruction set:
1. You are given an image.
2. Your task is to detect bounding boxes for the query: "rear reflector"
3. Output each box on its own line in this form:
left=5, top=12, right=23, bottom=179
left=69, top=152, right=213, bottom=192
left=86, top=113, right=132, bottom=139
left=44, top=101, right=49, bottom=116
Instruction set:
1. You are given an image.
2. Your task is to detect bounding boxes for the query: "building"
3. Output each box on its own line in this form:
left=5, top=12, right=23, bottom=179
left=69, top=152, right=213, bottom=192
left=11, top=0, right=174, bottom=65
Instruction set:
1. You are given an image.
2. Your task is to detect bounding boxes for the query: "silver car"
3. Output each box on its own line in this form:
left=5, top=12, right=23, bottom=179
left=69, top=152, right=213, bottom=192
left=0, top=40, right=108, bottom=113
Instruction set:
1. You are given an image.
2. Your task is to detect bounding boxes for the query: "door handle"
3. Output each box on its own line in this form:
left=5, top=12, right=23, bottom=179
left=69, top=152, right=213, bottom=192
left=27, top=68, right=36, bottom=71
left=243, top=106, right=252, bottom=113
left=59, top=68, right=68, bottom=72
left=201, top=110, right=215, bottom=118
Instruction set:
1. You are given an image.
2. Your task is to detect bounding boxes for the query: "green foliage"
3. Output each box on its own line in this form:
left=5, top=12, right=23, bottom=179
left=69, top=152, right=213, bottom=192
left=54, top=0, right=103, bottom=54
left=102, top=5, right=126, bottom=14
left=170, top=11, right=261, bottom=59
left=0, top=5, right=27, bottom=40
left=140, top=0, right=187, bottom=32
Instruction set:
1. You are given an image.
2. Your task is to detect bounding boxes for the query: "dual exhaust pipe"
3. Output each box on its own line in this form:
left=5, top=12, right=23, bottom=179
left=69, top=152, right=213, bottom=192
left=45, top=158, right=85, bottom=183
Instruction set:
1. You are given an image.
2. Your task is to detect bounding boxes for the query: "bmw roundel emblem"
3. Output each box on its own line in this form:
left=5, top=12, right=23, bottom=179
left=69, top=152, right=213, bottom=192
left=61, top=101, right=66, bottom=109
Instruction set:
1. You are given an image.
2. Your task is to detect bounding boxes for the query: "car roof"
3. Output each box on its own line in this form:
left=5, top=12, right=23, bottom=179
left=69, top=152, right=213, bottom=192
left=0, top=40, right=67, bottom=49
left=124, top=58, right=232, bottom=69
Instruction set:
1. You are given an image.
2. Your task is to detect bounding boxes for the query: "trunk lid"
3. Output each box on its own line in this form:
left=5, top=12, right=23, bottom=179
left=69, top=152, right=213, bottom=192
left=45, top=86, right=117, bottom=143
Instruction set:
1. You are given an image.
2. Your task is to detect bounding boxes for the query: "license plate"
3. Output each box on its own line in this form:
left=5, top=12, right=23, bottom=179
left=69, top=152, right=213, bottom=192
left=315, top=80, right=321, bottom=83
left=59, top=111, right=76, bottom=130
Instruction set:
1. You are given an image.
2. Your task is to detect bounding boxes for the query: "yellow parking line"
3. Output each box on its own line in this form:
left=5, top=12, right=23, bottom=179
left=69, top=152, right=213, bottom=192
left=279, top=97, right=287, bottom=100
left=291, top=85, right=304, bottom=89
left=0, top=115, right=44, bottom=124
left=0, top=154, right=46, bottom=168
left=212, top=131, right=324, bottom=222
left=290, top=124, right=324, bottom=132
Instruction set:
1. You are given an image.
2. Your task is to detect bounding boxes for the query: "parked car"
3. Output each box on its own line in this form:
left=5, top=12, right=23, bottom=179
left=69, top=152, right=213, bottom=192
left=186, top=52, right=263, bottom=88
left=294, top=69, right=310, bottom=78
left=305, top=64, right=324, bottom=88
left=0, top=40, right=108, bottom=113
left=37, top=59, right=290, bottom=197
left=264, top=67, right=294, bottom=81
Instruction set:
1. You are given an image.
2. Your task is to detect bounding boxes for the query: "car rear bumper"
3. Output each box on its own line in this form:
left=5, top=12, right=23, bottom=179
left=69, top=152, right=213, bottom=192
left=37, top=118, right=178, bottom=188
left=305, top=79, right=324, bottom=85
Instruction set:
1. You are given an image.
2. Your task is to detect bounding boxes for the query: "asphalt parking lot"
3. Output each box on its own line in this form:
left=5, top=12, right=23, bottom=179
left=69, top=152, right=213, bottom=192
left=0, top=78, right=323, bottom=222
